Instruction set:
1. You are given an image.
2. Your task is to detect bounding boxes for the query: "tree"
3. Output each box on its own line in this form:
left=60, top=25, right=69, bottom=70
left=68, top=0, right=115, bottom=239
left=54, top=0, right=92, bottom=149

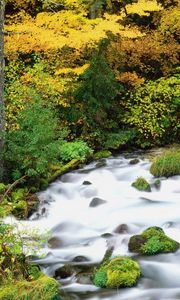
left=0, top=0, right=5, bottom=181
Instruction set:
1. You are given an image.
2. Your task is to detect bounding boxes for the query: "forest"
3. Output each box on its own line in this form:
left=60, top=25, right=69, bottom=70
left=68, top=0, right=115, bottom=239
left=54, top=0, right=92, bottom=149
left=0, top=0, right=180, bottom=299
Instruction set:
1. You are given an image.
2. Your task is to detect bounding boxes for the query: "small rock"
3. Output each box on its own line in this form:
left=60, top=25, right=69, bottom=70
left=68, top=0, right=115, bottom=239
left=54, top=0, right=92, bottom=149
left=72, top=256, right=90, bottom=263
left=101, top=233, right=113, bottom=238
left=89, top=197, right=107, bottom=207
left=129, top=158, right=140, bottom=165
left=82, top=181, right=92, bottom=185
left=55, top=265, right=77, bottom=279
left=114, top=224, right=129, bottom=234
left=48, top=237, right=63, bottom=248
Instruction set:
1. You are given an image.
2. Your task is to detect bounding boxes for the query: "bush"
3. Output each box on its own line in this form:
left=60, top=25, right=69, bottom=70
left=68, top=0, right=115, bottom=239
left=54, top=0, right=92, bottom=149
left=125, top=76, right=180, bottom=145
left=5, top=101, right=67, bottom=179
left=94, top=257, right=140, bottom=288
left=59, top=141, right=93, bottom=162
left=104, top=130, right=136, bottom=150
left=150, top=150, right=180, bottom=177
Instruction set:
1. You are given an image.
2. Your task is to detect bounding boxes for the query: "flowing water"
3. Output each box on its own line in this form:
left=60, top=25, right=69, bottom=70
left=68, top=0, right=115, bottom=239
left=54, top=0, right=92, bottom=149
left=11, top=151, right=180, bottom=299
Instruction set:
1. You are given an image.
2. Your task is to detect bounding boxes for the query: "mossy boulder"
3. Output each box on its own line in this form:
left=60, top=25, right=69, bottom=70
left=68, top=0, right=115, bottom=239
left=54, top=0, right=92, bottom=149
left=128, top=227, right=179, bottom=255
left=150, top=151, right=180, bottom=177
left=94, top=151, right=112, bottom=160
left=94, top=257, right=140, bottom=288
left=132, top=177, right=151, bottom=192
left=0, top=274, right=60, bottom=300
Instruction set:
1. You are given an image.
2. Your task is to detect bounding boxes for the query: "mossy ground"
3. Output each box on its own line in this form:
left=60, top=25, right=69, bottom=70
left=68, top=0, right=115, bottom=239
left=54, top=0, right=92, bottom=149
left=94, top=257, right=140, bottom=288
left=0, top=274, right=60, bottom=300
left=132, top=177, right=151, bottom=191
left=0, top=186, right=38, bottom=219
left=129, top=227, right=179, bottom=255
left=94, top=151, right=112, bottom=160
left=150, top=150, right=180, bottom=177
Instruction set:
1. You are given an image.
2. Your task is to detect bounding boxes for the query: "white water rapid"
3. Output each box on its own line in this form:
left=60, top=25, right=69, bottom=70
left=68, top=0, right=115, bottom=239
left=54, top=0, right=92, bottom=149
left=10, top=151, right=180, bottom=299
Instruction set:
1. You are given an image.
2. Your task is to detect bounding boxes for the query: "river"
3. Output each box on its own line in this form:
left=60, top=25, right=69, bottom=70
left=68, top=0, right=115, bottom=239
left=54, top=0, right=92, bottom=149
left=12, top=151, right=180, bottom=299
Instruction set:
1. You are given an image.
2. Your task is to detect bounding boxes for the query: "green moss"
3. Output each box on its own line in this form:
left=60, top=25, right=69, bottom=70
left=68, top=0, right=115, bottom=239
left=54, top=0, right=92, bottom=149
left=94, top=257, right=140, bottom=288
left=0, top=183, right=6, bottom=194
left=128, top=226, right=179, bottom=255
left=48, top=159, right=82, bottom=183
left=132, top=177, right=151, bottom=191
left=94, top=151, right=112, bottom=160
left=150, top=150, right=180, bottom=177
left=0, top=187, right=38, bottom=219
left=0, top=275, right=60, bottom=300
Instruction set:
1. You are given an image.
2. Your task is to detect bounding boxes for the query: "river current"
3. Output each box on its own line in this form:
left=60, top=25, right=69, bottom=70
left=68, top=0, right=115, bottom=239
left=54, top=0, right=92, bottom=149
left=11, top=151, right=180, bottom=299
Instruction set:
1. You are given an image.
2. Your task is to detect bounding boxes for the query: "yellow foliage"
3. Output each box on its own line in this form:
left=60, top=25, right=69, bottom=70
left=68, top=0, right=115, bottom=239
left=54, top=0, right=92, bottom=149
left=55, top=64, right=90, bottom=76
left=5, top=10, right=143, bottom=57
left=127, top=0, right=162, bottom=15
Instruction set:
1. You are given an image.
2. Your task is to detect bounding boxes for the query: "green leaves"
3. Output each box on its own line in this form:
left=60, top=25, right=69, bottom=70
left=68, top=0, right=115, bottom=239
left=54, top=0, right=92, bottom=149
left=59, top=140, right=93, bottom=162
left=5, top=101, right=67, bottom=179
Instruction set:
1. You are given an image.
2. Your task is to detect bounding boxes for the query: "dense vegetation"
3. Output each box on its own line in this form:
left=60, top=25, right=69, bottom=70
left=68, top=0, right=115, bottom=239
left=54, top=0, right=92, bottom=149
left=0, top=0, right=179, bottom=298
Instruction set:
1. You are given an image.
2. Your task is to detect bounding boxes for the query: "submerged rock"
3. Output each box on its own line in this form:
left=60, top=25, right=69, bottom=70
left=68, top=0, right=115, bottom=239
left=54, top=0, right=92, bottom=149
left=128, top=226, right=179, bottom=255
left=55, top=265, right=77, bottom=279
left=89, top=197, right=107, bottom=207
left=72, top=255, right=90, bottom=263
left=129, top=158, right=140, bottom=165
left=114, top=224, right=129, bottom=234
left=132, top=177, right=151, bottom=192
left=94, top=257, right=140, bottom=288
left=48, top=237, right=63, bottom=249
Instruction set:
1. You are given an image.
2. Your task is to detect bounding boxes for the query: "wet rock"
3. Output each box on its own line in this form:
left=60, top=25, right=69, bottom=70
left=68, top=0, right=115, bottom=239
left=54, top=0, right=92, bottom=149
left=101, top=233, right=113, bottom=238
left=48, top=237, right=63, bottom=248
left=77, top=273, right=92, bottom=284
left=129, top=158, right=140, bottom=165
left=95, top=161, right=107, bottom=168
left=154, top=179, right=161, bottom=189
left=89, top=197, right=107, bottom=207
left=114, top=224, right=128, bottom=234
left=55, top=265, right=77, bottom=279
left=128, top=226, right=179, bottom=255
left=94, top=256, right=140, bottom=288
left=82, top=181, right=92, bottom=185
left=72, top=256, right=90, bottom=263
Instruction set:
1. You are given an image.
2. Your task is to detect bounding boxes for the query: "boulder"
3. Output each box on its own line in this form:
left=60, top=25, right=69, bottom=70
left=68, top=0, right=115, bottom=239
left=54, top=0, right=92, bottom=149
left=128, top=226, right=179, bottom=255
left=94, top=257, right=140, bottom=288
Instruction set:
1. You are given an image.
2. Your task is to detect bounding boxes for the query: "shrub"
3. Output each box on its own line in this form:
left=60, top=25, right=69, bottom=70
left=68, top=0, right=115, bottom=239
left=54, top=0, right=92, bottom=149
left=150, top=150, right=180, bottom=177
left=5, top=101, right=67, bottom=179
left=59, top=140, right=93, bottom=162
left=94, top=257, right=140, bottom=288
left=104, top=130, right=136, bottom=150
left=125, top=76, right=180, bottom=144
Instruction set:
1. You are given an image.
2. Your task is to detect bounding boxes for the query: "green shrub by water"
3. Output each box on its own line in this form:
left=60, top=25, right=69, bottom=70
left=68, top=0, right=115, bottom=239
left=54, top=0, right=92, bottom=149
left=59, top=141, right=93, bottom=162
left=150, top=151, right=180, bottom=177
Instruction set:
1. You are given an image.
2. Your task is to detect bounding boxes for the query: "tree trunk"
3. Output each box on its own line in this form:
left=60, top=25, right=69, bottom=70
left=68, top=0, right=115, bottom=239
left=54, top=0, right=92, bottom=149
left=0, top=0, right=5, bottom=181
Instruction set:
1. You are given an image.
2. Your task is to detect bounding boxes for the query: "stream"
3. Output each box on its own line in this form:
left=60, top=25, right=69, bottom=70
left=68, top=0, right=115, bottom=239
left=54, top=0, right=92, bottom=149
left=11, top=151, right=180, bottom=299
